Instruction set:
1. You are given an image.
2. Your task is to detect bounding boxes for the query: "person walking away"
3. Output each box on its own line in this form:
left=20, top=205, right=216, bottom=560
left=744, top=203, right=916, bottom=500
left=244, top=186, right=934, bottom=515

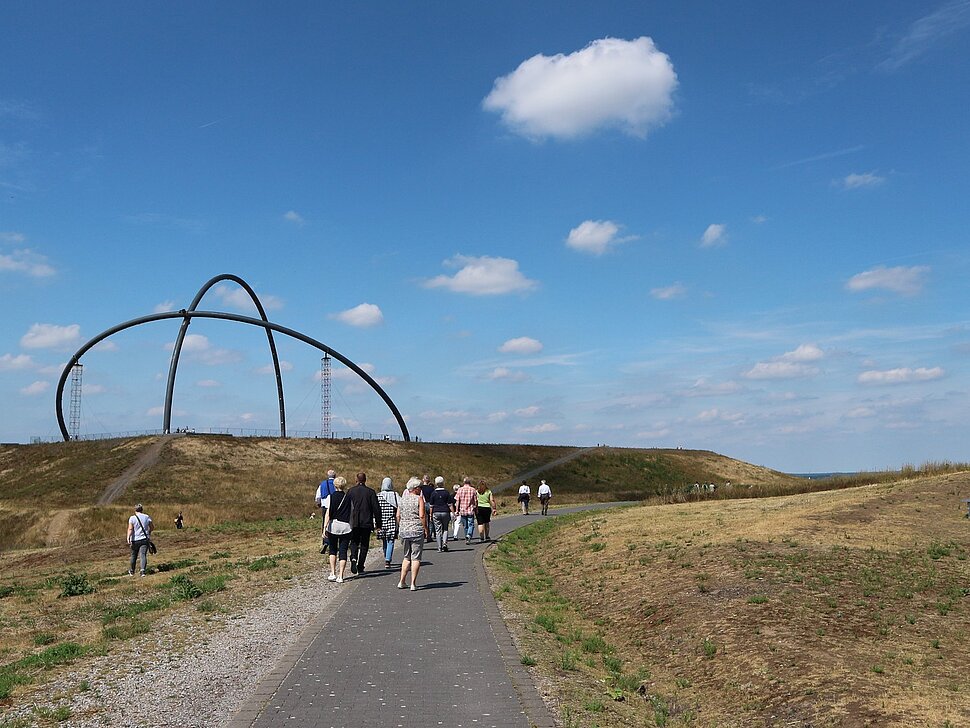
left=517, top=481, right=531, bottom=515
left=452, top=484, right=462, bottom=539
left=397, top=477, right=428, bottom=590
left=324, top=477, right=352, bottom=583
left=428, top=476, right=455, bottom=552
left=456, top=477, right=478, bottom=545
left=174, top=511, right=184, bottom=529
left=347, top=471, right=382, bottom=575
left=314, top=469, right=337, bottom=554
left=476, top=480, right=495, bottom=542
left=420, top=474, right=435, bottom=542
left=376, top=477, right=400, bottom=568
left=127, top=504, right=154, bottom=577
left=538, top=479, right=552, bottom=516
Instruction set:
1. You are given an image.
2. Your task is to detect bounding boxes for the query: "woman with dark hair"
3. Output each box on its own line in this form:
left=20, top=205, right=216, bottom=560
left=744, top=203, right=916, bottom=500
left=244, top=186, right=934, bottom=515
left=476, top=480, right=495, bottom=543
left=324, top=476, right=352, bottom=583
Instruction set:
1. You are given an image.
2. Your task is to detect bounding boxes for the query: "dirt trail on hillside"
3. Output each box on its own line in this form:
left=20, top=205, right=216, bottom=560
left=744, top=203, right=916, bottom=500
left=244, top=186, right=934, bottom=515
left=44, top=510, right=74, bottom=547
left=97, top=435, right=177, bottom=506
left=492, top=445, right=602, bottom=494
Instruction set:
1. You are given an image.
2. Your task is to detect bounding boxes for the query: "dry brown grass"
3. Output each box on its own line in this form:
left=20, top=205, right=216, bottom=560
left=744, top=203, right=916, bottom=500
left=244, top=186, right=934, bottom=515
left=487, top=472, right=970, bottom=727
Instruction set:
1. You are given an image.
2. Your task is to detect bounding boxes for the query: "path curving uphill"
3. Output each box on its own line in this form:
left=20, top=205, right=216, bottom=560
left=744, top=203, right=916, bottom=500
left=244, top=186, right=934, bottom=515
left=492, top=444, right=603, bottom=494
left=96, top=435, right=178, bottom=506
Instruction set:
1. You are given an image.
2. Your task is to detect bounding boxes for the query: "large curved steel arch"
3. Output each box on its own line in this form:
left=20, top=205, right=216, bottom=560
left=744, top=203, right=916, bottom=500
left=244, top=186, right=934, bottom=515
left=163, top=274, right=285, bottom=436
left=55, top=310, right=410, bottom=443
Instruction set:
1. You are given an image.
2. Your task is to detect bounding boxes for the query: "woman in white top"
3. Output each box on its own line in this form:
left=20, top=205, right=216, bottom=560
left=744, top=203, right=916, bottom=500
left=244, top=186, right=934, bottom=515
left=126, top=504, right=154, bottom=576
left=517, top=482, right=531, bottom=515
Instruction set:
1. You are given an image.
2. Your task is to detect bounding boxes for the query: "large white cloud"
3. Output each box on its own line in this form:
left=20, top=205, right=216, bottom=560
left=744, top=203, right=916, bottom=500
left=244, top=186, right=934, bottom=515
left=846, top=265, right=928, bottom=296
left=483, top=36, right=678, bottom=140
left=425, top=255, right=537, bottom=296
left=0, top=248, right=56, bottom=277
left=857, top=367, right=944, bottom=385
left=20, top=323, right=81, bottom=350
left=700, top=223, right=727, bottom=248
left=499, top=337, right=543, bottom=355
left=566, top=220, right=632, bottom=255
left=330, top=303, right=384, bottom=328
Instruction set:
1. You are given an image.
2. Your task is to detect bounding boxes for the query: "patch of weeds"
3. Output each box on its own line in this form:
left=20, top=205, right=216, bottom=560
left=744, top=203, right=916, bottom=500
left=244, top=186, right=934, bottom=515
left=58, top=572, right=94, bottom=598
left=78, top=680, right=90, bottom=692
left=248, top=556, right=278, bottom=572
left=198, top=574, right=230, bottom=594
left=931, top=639, right=941, bottom=649
left=936, top=600, right=953, bottom=616
left=493, top=585, right=510, bottom=600
left=559, top=650, right=578, bottom=671
left=209, top=551, right=231, bottom=560
left=927, top=542, right=954, bottom=560
left=168, top=574, right=203, bottom=601
left=905, top=613, right=916, bottom=624
left=0, top=585, right=15, bottom=599
left=872, top=665, right=884, bottom=674
left=613, top=668, right=649, bottom=693
left=582, top=635, right=609, bottom=653
left=603, top=655, right=623, bottom=673
left=589, top=542, right=606, bottom=552
left=102, top=596, right=170, bottom=624
left=102, top=619, right=150, bottom=640
left=520, top=654, right=536, bottom=666
left=534, top=613, right=558, bottom=634
left=33, top=706, right=72, bottom=722
left=32, top=632, right=57, bottom=646
left=702, top=637, right=717, bottom=659
left=584, top=698, right=605, bottom=712
left=649, top=694, right=670, bottom=726
left=748, top=594, right=768, bottom=604
left=0, top=642, right=87, bottom=699
left=155, top=558, right=199, bottom=573
left=675, top=677, right=691, bottom=688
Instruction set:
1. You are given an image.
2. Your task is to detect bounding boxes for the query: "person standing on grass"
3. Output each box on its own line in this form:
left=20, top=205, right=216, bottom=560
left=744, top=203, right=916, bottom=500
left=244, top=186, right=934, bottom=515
left=376, top=477, right=400, bottom=569
left=324, top=477, right=352, bottom=583
left=315, top=469, right=337, bottom=554
left=347, top=471, right=382, bottom=575
left=428, top=476, right=455, bottom=552
left=538, top=479, right=552, bottom=516
left=517, top=481, right=531, bottom=515
left=476, top=480, right=495, bottom=542
left=126, top=504, right=154, bottom=577
left=456, top=477, right=478, bottom=545
left=174, top=511, right=184, bottom=529
left=397, top=477, right=428, bottom=590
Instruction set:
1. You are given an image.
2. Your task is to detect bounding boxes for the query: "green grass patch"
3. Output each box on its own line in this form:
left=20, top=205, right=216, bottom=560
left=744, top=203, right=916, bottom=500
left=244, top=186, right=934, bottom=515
left=0, top=642, right=87, bottom=700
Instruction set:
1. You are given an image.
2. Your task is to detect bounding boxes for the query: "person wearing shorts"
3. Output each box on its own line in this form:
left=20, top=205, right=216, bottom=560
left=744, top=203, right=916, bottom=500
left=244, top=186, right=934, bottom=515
left=397, top=477, right=428, bottom=591
left=476, top=480, right=495, bottom=542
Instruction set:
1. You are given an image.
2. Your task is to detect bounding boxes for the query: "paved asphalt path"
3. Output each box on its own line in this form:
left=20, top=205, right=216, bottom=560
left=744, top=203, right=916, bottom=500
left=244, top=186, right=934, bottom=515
left=230, top=504, right=621, bottom=728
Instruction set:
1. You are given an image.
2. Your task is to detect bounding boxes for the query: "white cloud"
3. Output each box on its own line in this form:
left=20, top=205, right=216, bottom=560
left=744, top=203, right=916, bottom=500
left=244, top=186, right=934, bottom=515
left=499, top=337, right=543, bottom=355
left=838, top=172, right=885, bottom=189
left=212, top=283, right=283, bottom=312
left=487, top=411, right=508, bottom=423
left=751, top=214, right=769, bottom=224
left=147, top=406, right=165, bottom=417
left=0, top=248, right=56, bottom=277
left=0, top=353, right=34, bottom=371
left=85, top=384, right=106, bottom=395
left=153, top=300, right=176, bottom=313
left=483, top=36, right=678, bottom=140
left=700, top=224, right=727, bottom=248
left=637, top=428, right=671, bottom=439
left=743, top=361, right=819, bottom=380
left=19, top=380, right=48, bottom=396
left=20, top=323, right=81, bottom=350
left=329, top=361, right=397, bottom=389
left=686, top=378, right=740, bottom=397
left=256, top=360, right=294, bottom=374
left=196, top=379, right=221, bottom=388
left=781, top=344, right=824, bottom=362
left=879, top=0, right=970, bottom=71
left=0, top=232, right=27, bottom=243
left=845, top=406, right=876, bottom=418
left=487, top=367, right=530, bottom=382
left=650, top=283, right=687, bottom=300
left=515, top=406, right=540, bottom=418
left=519, top=422, right=560, bottom=434
left=425, top=255, right=537, bottom=296
left=92, top=340, right=118, bottom=353
left=330, top=303, right=384, bottom=328
left=846, top=265, right=928, bottom=296
left=165, top=333, right=241, bottom=366
left=858, top=367, right=944, bottom=385
left=283, top=210, right=304, bottom=224
left=565, top=220, right=633, bottom=255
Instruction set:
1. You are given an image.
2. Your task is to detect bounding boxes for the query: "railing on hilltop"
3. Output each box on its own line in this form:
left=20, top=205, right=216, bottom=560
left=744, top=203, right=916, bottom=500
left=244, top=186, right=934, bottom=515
left=30, top=428, right=406, bottom=444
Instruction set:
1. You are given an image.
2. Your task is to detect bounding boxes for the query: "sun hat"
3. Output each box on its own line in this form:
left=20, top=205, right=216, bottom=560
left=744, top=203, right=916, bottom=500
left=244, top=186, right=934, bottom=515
left=406, top=477, right=423, bottom=491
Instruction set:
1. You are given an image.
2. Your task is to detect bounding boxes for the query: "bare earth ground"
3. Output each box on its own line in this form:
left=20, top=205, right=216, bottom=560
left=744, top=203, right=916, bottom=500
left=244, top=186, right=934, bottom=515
left=487, top=473, right=970, bottom=727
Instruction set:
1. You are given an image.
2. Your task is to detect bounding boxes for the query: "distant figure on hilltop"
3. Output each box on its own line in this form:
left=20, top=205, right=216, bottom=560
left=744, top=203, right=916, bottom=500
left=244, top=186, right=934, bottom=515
left=517, top=481, right=531, bottom=515
left=127, top=504, right=154, bottom=577
left=538, top=479, right=552, bottom=515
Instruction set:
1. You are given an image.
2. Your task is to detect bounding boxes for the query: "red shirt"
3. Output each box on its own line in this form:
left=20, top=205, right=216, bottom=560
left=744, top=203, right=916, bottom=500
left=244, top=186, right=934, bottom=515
left=456, top=484, right=478, bottom=515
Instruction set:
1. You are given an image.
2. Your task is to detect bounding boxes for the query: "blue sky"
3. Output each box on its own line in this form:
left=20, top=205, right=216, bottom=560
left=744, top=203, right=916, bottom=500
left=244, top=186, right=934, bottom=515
left=2, top=2, right=969, bottom=471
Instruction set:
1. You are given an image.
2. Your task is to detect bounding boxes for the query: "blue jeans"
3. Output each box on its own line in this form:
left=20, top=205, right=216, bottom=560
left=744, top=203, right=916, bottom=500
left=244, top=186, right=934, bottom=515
left=382, top=538, right=395, bottom=562
left=460, top=514, right=475, bottom=540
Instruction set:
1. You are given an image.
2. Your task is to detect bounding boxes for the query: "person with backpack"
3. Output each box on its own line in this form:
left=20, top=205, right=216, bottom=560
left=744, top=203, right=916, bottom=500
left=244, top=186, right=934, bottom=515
left=126, top=504, right=154, bottom=577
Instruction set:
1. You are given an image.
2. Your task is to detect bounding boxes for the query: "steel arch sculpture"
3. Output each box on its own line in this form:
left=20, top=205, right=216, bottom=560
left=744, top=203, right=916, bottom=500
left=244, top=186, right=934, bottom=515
left=163, top=274, right=286, bottom=437
left=55, top=284, right=410, bottom=443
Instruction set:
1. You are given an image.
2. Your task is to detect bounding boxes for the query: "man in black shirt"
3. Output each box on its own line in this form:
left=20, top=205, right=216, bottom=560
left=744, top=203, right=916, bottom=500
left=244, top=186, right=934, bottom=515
left=347, top=471, right=382, bottom=575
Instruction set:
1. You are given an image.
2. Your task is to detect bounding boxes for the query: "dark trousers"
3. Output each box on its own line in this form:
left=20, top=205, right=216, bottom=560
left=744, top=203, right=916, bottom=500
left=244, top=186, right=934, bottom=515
left=350, top=527, right=372, bottom=568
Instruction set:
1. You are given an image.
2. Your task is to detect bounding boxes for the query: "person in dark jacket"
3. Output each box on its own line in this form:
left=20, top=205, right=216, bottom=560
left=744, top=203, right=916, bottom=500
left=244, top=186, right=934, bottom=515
left=347, top=471, right=382, bottom=575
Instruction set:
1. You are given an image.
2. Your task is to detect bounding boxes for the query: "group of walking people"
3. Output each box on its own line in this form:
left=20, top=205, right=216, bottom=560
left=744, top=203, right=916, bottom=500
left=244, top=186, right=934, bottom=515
left=314, top=470, right=497, bottom=590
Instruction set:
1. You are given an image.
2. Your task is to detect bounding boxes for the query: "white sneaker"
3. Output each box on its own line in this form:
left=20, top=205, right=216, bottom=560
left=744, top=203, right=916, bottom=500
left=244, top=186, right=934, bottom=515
left=327, top=574, right=337, bottom=582
left=410, top=584, right=417, bottom=591
left=336, top=577, right=344, bottom=584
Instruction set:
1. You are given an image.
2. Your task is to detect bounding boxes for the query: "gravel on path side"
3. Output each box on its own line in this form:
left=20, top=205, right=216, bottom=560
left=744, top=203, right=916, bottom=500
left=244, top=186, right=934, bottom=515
left=0, top=570, right=340, bottom=728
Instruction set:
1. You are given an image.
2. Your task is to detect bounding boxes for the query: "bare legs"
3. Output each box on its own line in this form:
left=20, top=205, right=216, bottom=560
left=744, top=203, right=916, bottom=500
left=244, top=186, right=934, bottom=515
left=398, top=556, right=420, bottom=590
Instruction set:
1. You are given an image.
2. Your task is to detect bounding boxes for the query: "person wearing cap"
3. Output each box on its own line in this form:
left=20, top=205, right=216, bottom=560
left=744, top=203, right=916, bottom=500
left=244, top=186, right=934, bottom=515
left=126, top=504, right=154, bottom=577
left=455, top=477, right=478, bottom=545
left=376, top=477, right=400, bottom=569
left=537, top=479, right=552, bottom=516
left=428, top=475, right=455, bottom=552
left=397, top=477, right=429, bottom=590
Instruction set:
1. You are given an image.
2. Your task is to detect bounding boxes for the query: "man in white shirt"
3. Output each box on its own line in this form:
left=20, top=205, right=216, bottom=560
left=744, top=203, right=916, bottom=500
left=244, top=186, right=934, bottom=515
left=126, top=504, right=154, bottom=577
left=517, top=481, right=531, bottom=515
left=537, top=479, right=552, bottom=515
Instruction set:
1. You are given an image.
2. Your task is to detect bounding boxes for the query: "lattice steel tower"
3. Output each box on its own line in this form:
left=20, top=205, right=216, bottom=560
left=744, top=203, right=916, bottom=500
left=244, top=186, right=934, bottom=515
left=321, top=354, right=331, bottom=438
left=69, top=363, right=83, bottom=440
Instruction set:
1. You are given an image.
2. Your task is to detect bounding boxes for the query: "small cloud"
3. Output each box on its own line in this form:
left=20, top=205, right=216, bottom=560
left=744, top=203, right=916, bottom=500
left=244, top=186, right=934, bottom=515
left=499, top=337, right=543, bottom=355
left=483, top=36, right=678, bottom=140
left=0, top=247, right=56, bottom=277
left=837, top=172, right=885, bottom=189
left=196, top=379, right=221, bottom=388
left=0, top=232, right=27, bottom=243
left=519, top=422, right=560, bottom=434
left=330, top=303, right=384, bottom=328
left=418, top=409, right=470, bottom=421
left=19, top=380, right=49, bottom=396
left=686, top=378, right=740, bottom=397
left=213, top=284, right=283, bottom=312
left=487, top=366, right=530, bottom=382
left=165, top=333, right=241, bottom=366
left=846, top=265, right=929, bottom=296
left=20, top=323, right=81, bottom=350
left=85, top=384, right=106, bottom=395
left=650, top=283, right=686, bottom=300
left=857, top=367, right=944, bottom=385
left=744, top=361, right=819, bottom=380
left=147, top=406, right=165, bottom=417
left=487, top=411, right=508, bottom=423
left=751, top=214, right=769, bottom=224
left=879, top=0, right=970, bottom=71
left=153, top=300, right=176, bottom=314
left=425, top=255, right=538, bottom=296
left=781, top=343, right=824, bottom=362
left=0, top=353, right=34, bottom=371
left=565, top=220, right=634, bottom=255
left=515, top=405, right=540, bottom=418
left=845, top=406, right=876, bottom=418
left=700, top=223, right=727, bottom=248
left=283, top=210, right=304, bottom=225
left=92, top=340, right=118, bottom=353
left=256, top=360, right=294, bottom=374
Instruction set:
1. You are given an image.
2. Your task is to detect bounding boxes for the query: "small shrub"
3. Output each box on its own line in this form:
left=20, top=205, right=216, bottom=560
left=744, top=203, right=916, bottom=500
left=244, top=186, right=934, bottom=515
left=702, top=637, right=717, bottom=659
left=58, top=572, right=94, bottom=598
left=102, top=619, right=150, bottom=640
left=603, top=655, right=623, bottom=673
left=168, top=575, right=203, bottom=601
left=520, top=655, right=536, bottom=666
left=560, top=650, right=578, bottom=671
left=535, top=613, right=558, bottom=634
left=581, top=635, right=609, bottom=653
left=748, top=595, right=768, bottom=604
left=32, top=632, right=57, bottom=646
left=248, top=556, right=278, bottom=572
